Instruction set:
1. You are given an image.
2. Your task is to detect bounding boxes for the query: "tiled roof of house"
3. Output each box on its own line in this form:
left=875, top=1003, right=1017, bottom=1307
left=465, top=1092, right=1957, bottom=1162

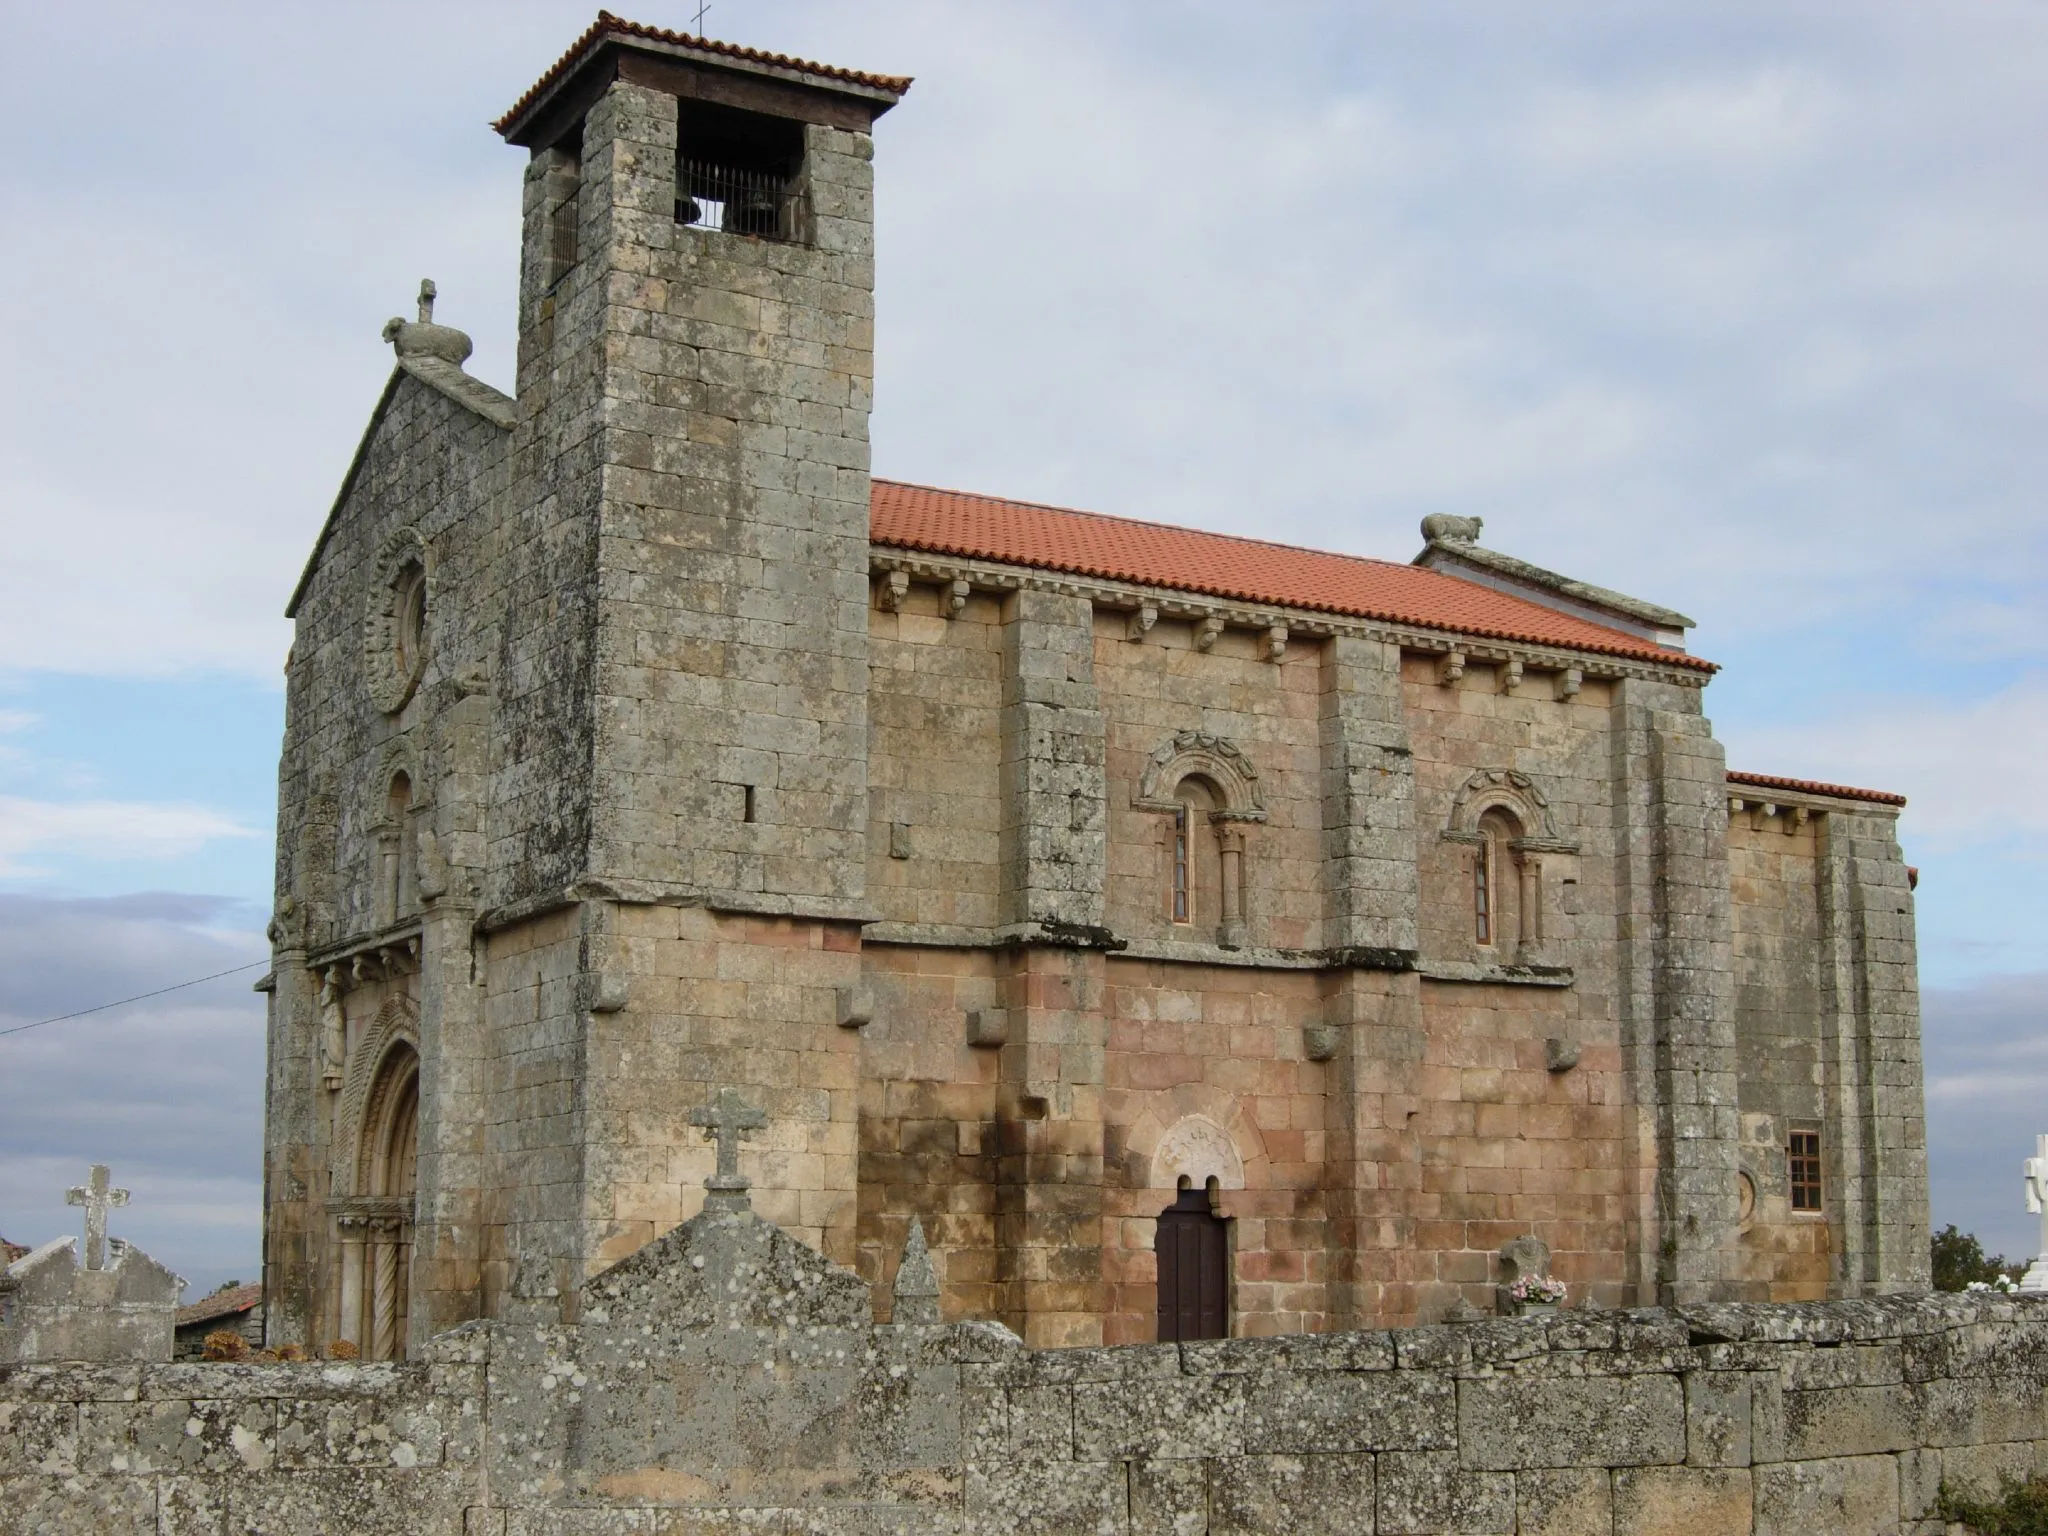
left=1726, top=770, right=1907, bottom=808
left=869, top=479, right=1717, bottom=673
left=174, top=1282, right=263, bottom=1329
left=494, top=12, right=913, bottom=136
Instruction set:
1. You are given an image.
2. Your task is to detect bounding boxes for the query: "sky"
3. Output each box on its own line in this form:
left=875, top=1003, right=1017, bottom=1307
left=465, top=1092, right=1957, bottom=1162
left=1, top=0, right=2044, bottom=1293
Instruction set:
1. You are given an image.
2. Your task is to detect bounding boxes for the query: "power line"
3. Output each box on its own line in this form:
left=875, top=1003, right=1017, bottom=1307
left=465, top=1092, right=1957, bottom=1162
left=0, top=961, right=268, bottom=1041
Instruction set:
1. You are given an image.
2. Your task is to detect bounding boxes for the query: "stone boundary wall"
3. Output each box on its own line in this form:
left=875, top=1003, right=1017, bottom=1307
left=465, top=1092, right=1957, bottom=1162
left=4, top=1211, right=2044, bottom=1534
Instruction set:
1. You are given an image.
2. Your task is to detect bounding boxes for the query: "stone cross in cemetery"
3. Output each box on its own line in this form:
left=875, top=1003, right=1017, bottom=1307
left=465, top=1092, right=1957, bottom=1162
left=689, top=1089, right=767, bottom=1203
left=2023, top=1134, right=2048, bottom=1294
left=65, top=1163, right=129, bottom=1271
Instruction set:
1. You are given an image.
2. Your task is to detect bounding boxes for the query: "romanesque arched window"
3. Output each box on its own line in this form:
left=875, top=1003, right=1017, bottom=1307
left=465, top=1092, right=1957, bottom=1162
left=1474, top=806, right=1522, bottom=948
left=380, top=771, right=414, bottom=925
left=1444, top=770, right=1576, bottom=962
left=1135, top=732, right=1267, bottom=948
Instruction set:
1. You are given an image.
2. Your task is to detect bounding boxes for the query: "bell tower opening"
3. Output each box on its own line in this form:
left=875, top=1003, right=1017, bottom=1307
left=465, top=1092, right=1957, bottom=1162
left=675, top=99, right=807, bottom=241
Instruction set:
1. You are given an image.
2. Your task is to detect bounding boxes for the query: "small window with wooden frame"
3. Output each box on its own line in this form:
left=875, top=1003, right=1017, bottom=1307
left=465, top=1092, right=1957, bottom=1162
left=1788, top=1128, right=1823, bottom=1213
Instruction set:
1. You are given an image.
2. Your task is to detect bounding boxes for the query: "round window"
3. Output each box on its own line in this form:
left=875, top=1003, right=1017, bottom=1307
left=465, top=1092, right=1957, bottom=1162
left=394, top=564, right=427, bottom=680
left=365, top=529, right=431, bottom=713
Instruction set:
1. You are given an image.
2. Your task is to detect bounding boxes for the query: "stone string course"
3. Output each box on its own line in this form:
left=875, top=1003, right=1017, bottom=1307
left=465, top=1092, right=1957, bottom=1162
left=4, top=1202, right=2042, bottom=1535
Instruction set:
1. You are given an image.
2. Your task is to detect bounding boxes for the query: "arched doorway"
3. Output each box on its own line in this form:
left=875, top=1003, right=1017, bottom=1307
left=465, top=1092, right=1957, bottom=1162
left=1156, top=1184, right=1229, bottom=1342
left=353, top=1037, right=418, bottom=1360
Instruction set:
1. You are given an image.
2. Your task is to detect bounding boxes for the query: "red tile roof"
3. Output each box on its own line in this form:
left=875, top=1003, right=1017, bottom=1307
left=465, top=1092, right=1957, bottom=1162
left=494, top=12, right=913, bottom=136
left=1726, top=770, right=1906, bottom=808
left=869, top=479, right=1716, bottom=673
left=175, top=1282, right=263, bottom=1329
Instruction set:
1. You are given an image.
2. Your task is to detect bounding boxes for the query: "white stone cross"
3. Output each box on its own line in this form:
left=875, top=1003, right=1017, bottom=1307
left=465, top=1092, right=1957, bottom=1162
left=2021, top=1136, right=2048, bottom=1295
left=65, top=1163, right=129, bottom=1271
left=689, top=1088, right=767, bottom=1196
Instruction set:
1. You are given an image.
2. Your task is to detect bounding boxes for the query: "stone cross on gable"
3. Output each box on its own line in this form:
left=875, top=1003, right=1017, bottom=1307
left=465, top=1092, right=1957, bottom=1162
left=689, top=1088, right=767, bottom=1202
left=417, top=278, right=437, bottom=323
left=65, top=1164, right=129, bottom=1272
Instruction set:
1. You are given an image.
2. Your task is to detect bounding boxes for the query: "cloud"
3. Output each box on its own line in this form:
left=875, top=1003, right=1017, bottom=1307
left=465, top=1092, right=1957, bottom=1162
left=0, top=796, right=257, bottom=877
left=1924, top=971, right=2048, bottom=1264
left=0, top=892, right=266, bottom=1294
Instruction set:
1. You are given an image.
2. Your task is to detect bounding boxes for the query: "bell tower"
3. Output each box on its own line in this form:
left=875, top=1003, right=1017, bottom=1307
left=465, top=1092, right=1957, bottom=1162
left=463, top=20, right=909, bottom=1316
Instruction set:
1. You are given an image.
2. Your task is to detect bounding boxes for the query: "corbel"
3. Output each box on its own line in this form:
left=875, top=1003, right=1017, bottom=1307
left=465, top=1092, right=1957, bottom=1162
left=1555, top=666, right=1583, bottom=701
left=1500, top=659, right=1524, bottom=694
left=1194, top=613, right=1224, bottom=652
left=1788, top=806, right=1809, bottom=835
left=941, top=578, right=970, bottom=618
left=836, top=985, right=874, bottom=1029
left=1126, top=603, right=1158, bottom=642
left=1437, top=651, right=1466, bottom=686
left=965, top=1008, right=1008, bottom=1048
left=878, top=569, right=909, bottom=612
left=1303, top=1024, right=1339, bottom=1062
left=1263, top=624, right=1289, bottom=663
left=1728, top=796, right=1746, bottom=817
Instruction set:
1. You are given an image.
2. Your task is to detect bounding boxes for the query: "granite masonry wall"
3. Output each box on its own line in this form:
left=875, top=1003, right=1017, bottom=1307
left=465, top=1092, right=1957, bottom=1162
left=4, top=1203, right=2040, bottom=1535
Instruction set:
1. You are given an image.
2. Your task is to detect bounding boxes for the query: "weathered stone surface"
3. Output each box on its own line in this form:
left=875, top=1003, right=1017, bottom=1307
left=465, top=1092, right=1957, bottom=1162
left=1244, top=1368, right=1455, bottom=1453
left=1753, top=1452, right=1900, bottom=1530
left=1376, top=1450, right=1514, bottom=1533
left=1208, top=1451, right=1374, bottom=1534
left=1612, top=1465, right=1754, bottom=1534
left=1514, top=1467, right=1612, bottom=1536
left=1686, top=1369, right=1753, bottom=1466
left=1457, top=1373, right=1684, bottom=1468
left=9, top=1257, right=2048, bottom=1533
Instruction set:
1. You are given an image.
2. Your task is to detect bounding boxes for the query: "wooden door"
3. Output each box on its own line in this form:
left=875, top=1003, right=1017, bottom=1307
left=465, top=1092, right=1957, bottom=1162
left=1155, top=1188, right=1229, bottom=1341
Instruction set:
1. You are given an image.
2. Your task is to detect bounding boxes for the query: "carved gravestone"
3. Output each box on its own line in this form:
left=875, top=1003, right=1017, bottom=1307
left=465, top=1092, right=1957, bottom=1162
left=1495, top=1234, right=1554, bottom=1316
left=0, top=1164, right=183, bottom=1363
left=476, top=1091, right=1006, bottom=1513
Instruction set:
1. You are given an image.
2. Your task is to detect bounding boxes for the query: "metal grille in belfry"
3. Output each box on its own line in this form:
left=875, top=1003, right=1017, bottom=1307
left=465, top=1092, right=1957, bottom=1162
left=676, top=160, right=801, bottom=241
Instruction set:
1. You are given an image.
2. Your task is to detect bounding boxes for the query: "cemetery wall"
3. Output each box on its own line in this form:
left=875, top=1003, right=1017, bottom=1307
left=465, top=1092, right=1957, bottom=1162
left=4, top=1204, right=2042, bottom=1534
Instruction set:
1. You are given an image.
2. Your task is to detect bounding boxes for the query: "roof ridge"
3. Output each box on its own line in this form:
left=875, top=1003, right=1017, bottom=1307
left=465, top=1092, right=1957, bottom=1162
left=871, top=477, right=1418, bottom=576
left=1726, top=769, right=1906, bottom=808
left=869, top=478, right=1718, bottom=674
left=495, top=11, right=912, bottom=137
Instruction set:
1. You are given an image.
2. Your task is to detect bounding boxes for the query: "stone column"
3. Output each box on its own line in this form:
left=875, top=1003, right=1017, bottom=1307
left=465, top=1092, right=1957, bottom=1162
left=1610, top=679, right=1743, bottom=1306
left=1317, top=636, right=1425, bottom=1327
left=991, top=589, right=1109, bottom=1346
left=1818, top=807, right=1930, bottom=1293
left=336, top=1217, right=367, bottom=1348
left=998, top=589, right=1106, bottom=938
left=1517, top=853, right=1544, bottom=957
left=1217, top=823, right=1247, bottom=948
left=371, top=1219, right=401, bottom=1361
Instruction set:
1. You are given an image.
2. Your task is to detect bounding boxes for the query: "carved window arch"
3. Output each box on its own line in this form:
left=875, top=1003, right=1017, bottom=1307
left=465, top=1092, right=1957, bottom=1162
left=365, top=527, right=431, bottom=713
left=1135, top=732, right=1267, bottom=947
left=1443, top=770, right=1576, bottom=960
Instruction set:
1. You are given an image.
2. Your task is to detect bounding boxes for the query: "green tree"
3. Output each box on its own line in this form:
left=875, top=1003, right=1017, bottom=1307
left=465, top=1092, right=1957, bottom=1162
left=1930, top=1224, right=2024, bottom=1292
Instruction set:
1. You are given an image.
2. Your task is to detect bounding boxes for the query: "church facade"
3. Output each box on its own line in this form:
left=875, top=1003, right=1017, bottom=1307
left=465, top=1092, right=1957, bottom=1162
left=258, top=15, right=1929, bottom=1359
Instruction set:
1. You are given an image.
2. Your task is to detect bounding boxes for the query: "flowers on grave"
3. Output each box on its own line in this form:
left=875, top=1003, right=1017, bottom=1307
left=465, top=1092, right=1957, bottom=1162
left=201, top=1329, right=250, bottom=1361
left=1508, top=1274, right=1568, bottom=1307
left=1965, top=1275, right=2020, bottom=1295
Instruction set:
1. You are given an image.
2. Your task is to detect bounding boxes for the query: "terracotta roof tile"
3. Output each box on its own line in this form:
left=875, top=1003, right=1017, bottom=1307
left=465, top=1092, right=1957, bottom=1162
left=175, top=1282, right=263, bottom=1329
left=495, top=12, right=912, bottom=137
left=869, top=479, right=1715, bottom=673
left=1726, top=770, right=1906, bottom=808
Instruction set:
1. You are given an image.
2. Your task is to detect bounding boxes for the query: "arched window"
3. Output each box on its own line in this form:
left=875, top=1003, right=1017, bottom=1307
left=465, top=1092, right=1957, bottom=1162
left=1169, top=776, right=1224, bottom=927
left=1135, top=731, right=1266, bottom=948
left=380, top=772, right=414, bottom=924
left=1475, top=807, right=1521, bottom=949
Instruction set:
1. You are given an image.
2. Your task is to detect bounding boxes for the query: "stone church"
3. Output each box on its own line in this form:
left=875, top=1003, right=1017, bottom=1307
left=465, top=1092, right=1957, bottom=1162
left=258, top=14, right=1928, bottom=1361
